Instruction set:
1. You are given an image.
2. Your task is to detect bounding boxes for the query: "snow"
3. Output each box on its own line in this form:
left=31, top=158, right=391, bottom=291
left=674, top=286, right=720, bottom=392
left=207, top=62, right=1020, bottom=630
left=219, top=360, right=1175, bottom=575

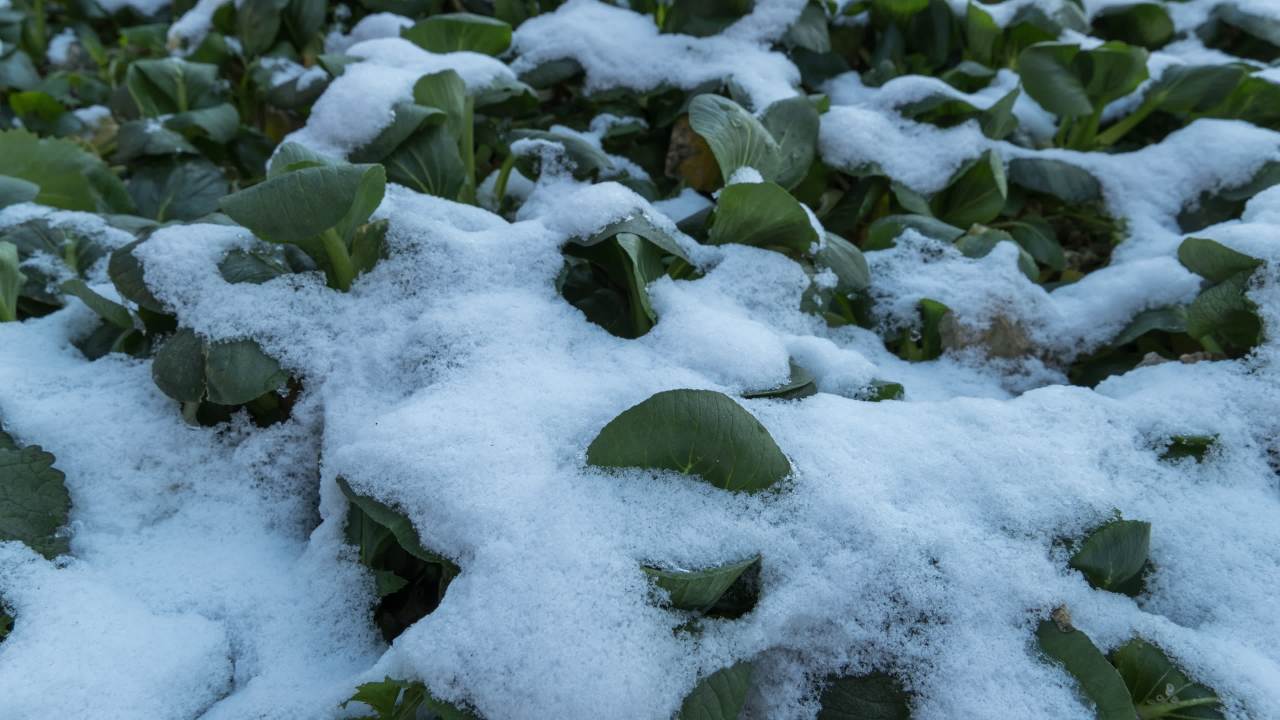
left=4, top=1, right=1280, bottom=719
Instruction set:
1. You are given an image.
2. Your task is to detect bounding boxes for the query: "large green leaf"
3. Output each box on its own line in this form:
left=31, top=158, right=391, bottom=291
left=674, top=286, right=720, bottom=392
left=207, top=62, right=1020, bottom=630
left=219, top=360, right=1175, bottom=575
left=109, top=240, right=167, bottom=314
left=688, top=94, right=781, bottom=184
left=1092, top=3, right=1174, bottom=49
left=662, top=0, right=755, bottom=38
left=760, top=96, right=819, bottom=189
left=205, top=339, right=288, bottom=406
left=339, top=477, right=451, bottom=566
left=219, top=163, right=385, bottom=244
left=0, top=130, right=132, bottom=213
left=509, top=129, right=612, bottom=180
left=816, top=232, right=870, bottom=293
left=1109, top=639, right=1223, bottom=719
left=0, top=433, right=72, bottom=559
left=152, top=329, right=208, bottom=403
left=643, top=555, right=759, bottom=611
left=1007, top=157, right=1101, bottom=205
left=236, top=0, right=290, bottom=58
left=707, top=182, right=819, bottom=255
left=1036, top=618, right=1137, bottom=720
left=1147, top=65, right=1246, bottom=115
left=385, top=125, right=466, bottom=198
left=125, top=58, right=225, bottom=116
left=401, top=13, right=512, bottom=56
left=817, top=673, right=911, bottom=720
left=866, top=214, right=964, bottom=250
left=343, top=677, right=479, bottom=720
left=1177, top=237, right=1261, bottom=283
left=678, top=662, right=753, bottom=720
left=1068, top=519, right=1150, bottom=595
left=0, top=176, right=38, bottom=208
left=128, top=158, right=228, bottom=223
left=586, top=389, right=791, bottom=492
left=930, top=150, right=1007, bottom=229
left=1185, top=271, right=1260, bottom=349
left=413, top=70, right=468, bottom=141
left=0, top=241, right=22, bottom=322
left=1018, top=42, right=1148, bottom=118
left=350, top=103, right=445, bottom=164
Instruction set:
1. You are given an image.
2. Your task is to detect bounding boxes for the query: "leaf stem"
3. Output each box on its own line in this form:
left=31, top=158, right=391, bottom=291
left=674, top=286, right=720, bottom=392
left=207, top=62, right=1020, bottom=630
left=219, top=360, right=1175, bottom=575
left=459, top=95, right=476, bottom=205
left=1096, top=95, right=1161, bottom=148
left=320, top=228, right=356, bottom=292
left=493, top=153, right=516, bottom=210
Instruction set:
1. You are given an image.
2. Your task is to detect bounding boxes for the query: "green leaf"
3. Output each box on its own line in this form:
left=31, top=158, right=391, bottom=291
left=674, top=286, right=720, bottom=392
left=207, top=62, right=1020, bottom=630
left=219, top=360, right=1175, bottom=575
left=866, top=214, right=964, bottom=251
left=0, top=176, right=39, bottom=208
left=742, top=360, right=817, bottom=400
left=152, top=329, right=207, bottom=403
left=586, top=389, right=791, bottom=493
left=1069, top=519, right=1150, bottom=595
left=1092, top=3, right=1174, bottom=49
left=0, top=241, right=23, bottom=323
left=707, top=182, right=819, bottom=255
left=236, top=0, right=289, bottom=58
left=109, top=240, right=167, bottom=314
left=816, top=232, right=871, bottom=293
left=760, top=96, right=820, bottom=189
left=1109, top=639, right=1224, bottom=719
left=128, top=158, right=228, bottom=223
left=385, top=125, right=466, bottom=198
left=1147, top=65, right=1246, bottom=115
left=930, top=150, right=1007, bottom=229
left=1177, top=161, right=1280, bottom=232
left=351, top=219, right=389, bottom=277
left=0, top=129, right=132, bottom=213
left=1005, top=221, right=1065, bottom=272
left=400, top=13, right=512, bottom=56
left=678, top=662, right=753, bottom=720
left=662, top=0, right=755, bottom=38
left=0, top=436, right=72, bottom=559
left=955, top=227, right=1039, bottom=281
left=1185, top=271, right=1260, bottom=349
left=1112, top=307, right=1186, bottom=346
left=817, top=672, right=911, bottom=720
left=898, top=298, right=951, bottom=362
left=573, top=214, right=690, bottom=262
left=644, top=555, right=759, bottom=611
left=864, top=380, right=905, bottom=402
left=60, top=279, right=133, bottom=330
left=220, top=163, right=385, bottom=244
left=965, top=2, right=1002, bottom=67
left=1007, top=158, right=1101, bottom=205
left=350, top=103, right=446, bottom=164
left=114, top=121, right=200, bottom=162
left=979, top=88, right=1020, bottom=140
left=166, top=103, right=241, bottom=144
left=1162, top=435, right=1215, bottom=463
left=1036, top=618, right=1137, bottom=720
left=1018, top=42, right=1149, bottom=118
left=688, top=94, right=781, bottom=185
left=339, top=477, right=452, bottom=566
left=413, top=70, right=468, bottom=141
left=205, top=339, right=288, bottom=406
left=785, top=3, right=831, bottom=53
left=1177, top=237, right=1261, bottom=283
left=125, top=58, right=225, bottom=116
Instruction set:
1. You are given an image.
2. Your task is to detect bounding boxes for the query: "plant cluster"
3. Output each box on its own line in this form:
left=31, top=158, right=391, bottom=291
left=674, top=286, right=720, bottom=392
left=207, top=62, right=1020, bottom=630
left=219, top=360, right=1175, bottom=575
left=0, top=0, right=1275, bottom=717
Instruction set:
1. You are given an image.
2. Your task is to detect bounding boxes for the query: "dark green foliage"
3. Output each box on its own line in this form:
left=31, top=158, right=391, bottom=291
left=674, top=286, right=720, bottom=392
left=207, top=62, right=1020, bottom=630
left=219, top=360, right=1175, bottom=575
left=340, top=478, right=460, bottom=642
left=0, top=427, right=72, bottom=559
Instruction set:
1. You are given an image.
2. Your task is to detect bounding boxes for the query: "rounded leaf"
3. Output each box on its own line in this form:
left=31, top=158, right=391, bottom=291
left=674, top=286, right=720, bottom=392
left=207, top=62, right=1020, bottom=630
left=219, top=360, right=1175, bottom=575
left=586, top=389, right=791, bottom=492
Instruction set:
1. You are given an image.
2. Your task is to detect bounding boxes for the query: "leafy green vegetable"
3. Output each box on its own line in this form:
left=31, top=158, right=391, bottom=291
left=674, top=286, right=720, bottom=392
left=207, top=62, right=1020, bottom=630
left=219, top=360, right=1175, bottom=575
left=644, top=555, right=760, bottom=612
left=1036, top=614, right=1137, bottom=720
left=743, top=360, right=817, bottom=400
left=1163, top=435, right=1216, bottom=463
left=707, top=181, right=818, bottom=254
left=678, top=662, right=753, bottom=720
left=1091, top=3, right=1174, bottom=50
left=586, top=389, right=791, bottom=492
left=0, top=129, right=132, bottom=213
left=1109, top=639, right=1223, bottom=719
left=220, top=145, right=386, bottom=291
left=152, top=328, right=289, bottom=412
left=1018, top=42, right=1149, bottom=149
left=930, top=150, right=1007, bottom=229
left=401, top=13, right=512, bottom=56
left=1069, top=519, right=1151, bottom=596
left=341, top=478, right=460, bottom=641
left=343, top=676, right=479, bottom=720
left=0, top=428, right=72, bottom=559
left=817, top=672, right=911, bottom=720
